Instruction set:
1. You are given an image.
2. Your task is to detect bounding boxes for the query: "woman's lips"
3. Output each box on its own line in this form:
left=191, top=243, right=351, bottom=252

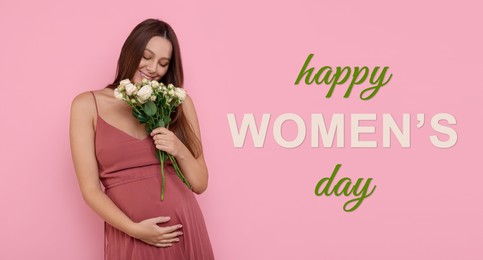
left=140, top=71, right=154, bottom=80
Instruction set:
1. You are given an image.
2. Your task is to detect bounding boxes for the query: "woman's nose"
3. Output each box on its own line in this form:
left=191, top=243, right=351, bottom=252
left=146, top=61, right=157, bottom=73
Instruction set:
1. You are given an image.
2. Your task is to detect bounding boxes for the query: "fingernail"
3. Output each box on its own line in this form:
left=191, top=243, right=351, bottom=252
left=179, top=232, right=183, bottom=235
left=166, top=217, right=170, bottom=220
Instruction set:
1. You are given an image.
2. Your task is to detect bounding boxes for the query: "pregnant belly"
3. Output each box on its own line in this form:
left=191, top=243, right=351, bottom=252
left=105, top=173, right=196, bottom=226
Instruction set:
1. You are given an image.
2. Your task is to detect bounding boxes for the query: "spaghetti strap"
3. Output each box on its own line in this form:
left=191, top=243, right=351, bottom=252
left=90, top=91, right=99, bottom=116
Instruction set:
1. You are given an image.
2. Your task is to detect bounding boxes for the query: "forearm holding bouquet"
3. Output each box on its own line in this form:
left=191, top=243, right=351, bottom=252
left=114, top=79, right=191, bottom=200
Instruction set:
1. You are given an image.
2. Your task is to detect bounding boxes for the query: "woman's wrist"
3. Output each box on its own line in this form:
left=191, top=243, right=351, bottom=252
left=174, top=144, right=191, bottom=161
left=125, top=221, right=140, bottom=238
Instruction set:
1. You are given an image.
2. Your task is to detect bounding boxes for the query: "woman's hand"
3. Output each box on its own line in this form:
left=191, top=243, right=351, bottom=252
left=151, top=127, right=186, bottom=157
left=130, top=216, right=183, bottom=247
left=148, top=95, right=209, bottom=194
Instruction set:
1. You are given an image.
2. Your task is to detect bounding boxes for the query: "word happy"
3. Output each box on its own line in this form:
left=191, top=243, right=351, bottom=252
left=294, top=53, right=393, bottom=100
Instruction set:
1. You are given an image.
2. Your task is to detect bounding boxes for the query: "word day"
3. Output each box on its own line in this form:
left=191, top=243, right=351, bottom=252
left=314, top=164, right=376, bottom=212
left=227, top=113, right=457, bottom=148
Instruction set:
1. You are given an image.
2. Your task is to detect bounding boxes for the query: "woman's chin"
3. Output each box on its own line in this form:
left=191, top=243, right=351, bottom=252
left=130, top=76, right=142, bottom=84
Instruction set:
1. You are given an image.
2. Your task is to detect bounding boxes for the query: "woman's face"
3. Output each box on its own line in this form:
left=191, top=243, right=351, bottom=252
left=131, top=36, right=173, bottom=84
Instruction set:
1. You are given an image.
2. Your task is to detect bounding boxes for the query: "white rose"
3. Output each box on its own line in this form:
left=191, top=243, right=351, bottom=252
left=174, top=88, right=186, bottom=102
left=119, top=79, right=131, bottom=87
left=125, top=83, right=137, bottom=96
left=150, top=81, right=160, bottom=88
left=136, top=85, right=153, bottom=103
left=167, top=83, right=174, bottom=90
left=114, top=89, right=124, bottom=100
left=168, top=89, right=175, bottom=97
left=150, top=95, right=157, bottom=101
left=142, top=78, right=148, bottom=85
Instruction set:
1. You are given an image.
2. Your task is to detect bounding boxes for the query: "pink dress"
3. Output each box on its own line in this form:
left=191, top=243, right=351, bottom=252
left=91, top=92, right=214, bottom=260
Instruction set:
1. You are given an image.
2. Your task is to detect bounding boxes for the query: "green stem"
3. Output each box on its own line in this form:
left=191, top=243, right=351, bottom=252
left=132, top=106, right=142, bottom=115
left=158, top=150, right=166, bottom=200
left=168, top=154, right=191, bottom=189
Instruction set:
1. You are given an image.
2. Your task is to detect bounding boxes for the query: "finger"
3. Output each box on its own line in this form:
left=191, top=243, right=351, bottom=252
left=159, top=224, right=183, bottom=234
left=152, top=216, right=171, bottom=224
left=150, top=127, right=169, bottom=136
left=160, top=237, right=181, bottom=243
left=155, top=243, right=173, bottom=247
left=141, top=238, right=173, bottom=247
left=155, top=144, right=169, bottom=151
left=153, top=132, right=169, bottom=139
left=150, top=128, right=163, bottom=136
left=159, top=231, right=183, bottom=240
left=156, top=139, right=170, bottom=146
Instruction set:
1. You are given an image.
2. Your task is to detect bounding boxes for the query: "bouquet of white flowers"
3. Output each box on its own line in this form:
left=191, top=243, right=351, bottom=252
left=114, top=78, right=190, bottom=200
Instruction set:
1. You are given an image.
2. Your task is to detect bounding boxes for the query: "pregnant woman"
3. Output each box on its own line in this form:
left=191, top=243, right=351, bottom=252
left=69, top=18, right=214, bottom=259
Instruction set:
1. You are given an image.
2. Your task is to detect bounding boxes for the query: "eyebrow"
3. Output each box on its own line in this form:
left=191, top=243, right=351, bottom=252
left=145, top=48, right=170, bottom=61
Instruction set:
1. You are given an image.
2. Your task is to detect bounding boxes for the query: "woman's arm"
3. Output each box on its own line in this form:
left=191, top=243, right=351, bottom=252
left=70, top=92, right=182, bottom=247
left=151, top=94, right=209, bottom=194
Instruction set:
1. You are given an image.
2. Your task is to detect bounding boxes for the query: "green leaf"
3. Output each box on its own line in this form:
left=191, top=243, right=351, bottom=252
left=132, top=110, right=148, bottom=123
left=157, top=118, right=165, bottom=128
left=145, top=124, right=154, bottom=133
left=164, top=116, right=171, bottom=127
left=144, top=101, right=157, bottom=116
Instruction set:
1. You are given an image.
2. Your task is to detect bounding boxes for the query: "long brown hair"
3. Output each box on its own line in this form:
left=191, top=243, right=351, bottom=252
left=107, top=19, right=201, bottom=157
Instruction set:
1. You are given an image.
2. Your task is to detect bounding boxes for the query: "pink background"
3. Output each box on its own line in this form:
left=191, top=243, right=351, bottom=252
left=1, top=0, right=482, bottom=259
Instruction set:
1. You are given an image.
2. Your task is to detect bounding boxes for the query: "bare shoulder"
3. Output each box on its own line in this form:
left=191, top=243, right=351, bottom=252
left=182, top=93, right=200, bottom=120
left=71, top=91, right=96, bottom=114
left=182, top=93, right=196, bottom=112
left=181, top=93, right=205, bottom=144
left=70, top=89, right=109, bottom=128
left=71, top=88, right=113, bottom=115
